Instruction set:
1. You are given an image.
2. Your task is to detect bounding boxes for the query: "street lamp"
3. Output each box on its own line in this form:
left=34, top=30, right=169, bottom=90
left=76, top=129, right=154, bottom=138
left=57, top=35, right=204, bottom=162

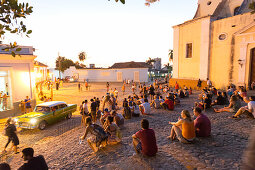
left=238, top=59, right=245, bottom=68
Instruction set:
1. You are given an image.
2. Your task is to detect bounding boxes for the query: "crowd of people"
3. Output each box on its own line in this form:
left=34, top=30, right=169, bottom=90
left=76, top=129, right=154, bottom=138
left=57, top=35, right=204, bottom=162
left=2, top=79, right=255, bottom=169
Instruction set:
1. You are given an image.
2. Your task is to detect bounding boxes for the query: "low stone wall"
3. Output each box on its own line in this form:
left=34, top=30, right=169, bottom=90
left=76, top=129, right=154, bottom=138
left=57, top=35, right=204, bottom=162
left=169, top=78, right=207, bottom=90
left=0, top=99, right=36, bottom=119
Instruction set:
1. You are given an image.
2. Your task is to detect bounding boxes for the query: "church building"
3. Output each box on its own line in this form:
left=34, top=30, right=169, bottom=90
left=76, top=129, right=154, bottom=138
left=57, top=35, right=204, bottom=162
left=171, top=0, right=255, bottom=89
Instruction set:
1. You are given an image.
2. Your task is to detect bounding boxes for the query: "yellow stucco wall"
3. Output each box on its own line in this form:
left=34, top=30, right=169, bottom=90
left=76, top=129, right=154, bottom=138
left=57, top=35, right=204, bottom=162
left=178, top=19, right=203, bottom=79
left=209, top=13, right=255, bottom=89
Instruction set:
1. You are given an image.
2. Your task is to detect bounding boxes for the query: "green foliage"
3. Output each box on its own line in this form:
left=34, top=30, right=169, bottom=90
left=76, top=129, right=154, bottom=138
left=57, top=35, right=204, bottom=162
left=168, top=49, right=173, bottom=60
left=0, top=0, right=33, bottom=57
left=0, top=0, right=33, bottom=38
left=78, top=51, right=86, bottom=62
left=56, top=56, right=86, bottom=72
left=249, top=2, right=255, bottom=14
left=146, top=57, right=156, bottom=66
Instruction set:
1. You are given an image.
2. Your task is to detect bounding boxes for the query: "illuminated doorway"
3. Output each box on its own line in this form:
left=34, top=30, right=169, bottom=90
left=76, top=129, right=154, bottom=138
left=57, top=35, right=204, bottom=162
left=0, top=70, right=12, bottom=111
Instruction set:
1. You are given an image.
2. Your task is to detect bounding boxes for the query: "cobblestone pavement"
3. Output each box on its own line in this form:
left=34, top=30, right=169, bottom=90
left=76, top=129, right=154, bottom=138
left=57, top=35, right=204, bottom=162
left=2, top=83, right=255, bottom=169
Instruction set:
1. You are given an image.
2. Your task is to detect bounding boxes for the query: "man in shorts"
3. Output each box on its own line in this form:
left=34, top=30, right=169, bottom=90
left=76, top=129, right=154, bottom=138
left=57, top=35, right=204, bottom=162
left=80, top=117, right=108, bottom=152
left=24, top=96, right=32, bottom=113
left=132, top=119, right=158, bottom=157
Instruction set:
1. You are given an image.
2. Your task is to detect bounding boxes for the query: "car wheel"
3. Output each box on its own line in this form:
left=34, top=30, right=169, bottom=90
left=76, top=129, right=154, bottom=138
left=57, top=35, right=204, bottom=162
left=38, top=121, right=47, bottom=130
left=66, top=113, right=72, bottom=119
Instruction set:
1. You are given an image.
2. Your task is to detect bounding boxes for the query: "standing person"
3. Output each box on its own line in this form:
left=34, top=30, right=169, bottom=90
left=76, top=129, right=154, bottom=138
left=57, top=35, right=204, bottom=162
left=106, top=82, right=110, bottom=92
left=149, top=85, right=155, bottom=102
left=175, top=82, right=179, bottom=92
left=132, top=119, right=158, bottom=157
left=78, top=82, right=81, bottom=92
left=114, top=88, right=118, bottom=101
left=85, top=81, right=89, bottom=91
left=197, top=79, right=202, bottom=89
left=24, top=96, right=32, bottom=113
left=90, top=99, right=98, bottom=123
left=132, top=84, right=136, bottom=94
left=3, top=118, right=19, bottom=154
left=56, top=81, right=59, bottom=90
left=122, top=83, right=125, bottom=95
left=168, top=110, right=195, bottom=143
left=2, top=93, right=8, bottom=111
left=18, top=148, right=48, bottom=170
left=193, top=107, right=211, bottom=137
left=80, top=117, right=108, bottom=152
left=207, top=78, right=212, bottom=88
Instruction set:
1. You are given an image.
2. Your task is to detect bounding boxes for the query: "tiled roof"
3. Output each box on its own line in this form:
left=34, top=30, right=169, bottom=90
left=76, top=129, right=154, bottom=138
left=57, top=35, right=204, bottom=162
left=109, top=61, right=150, bottom=68
left=34, top=61, right=48, bottom=67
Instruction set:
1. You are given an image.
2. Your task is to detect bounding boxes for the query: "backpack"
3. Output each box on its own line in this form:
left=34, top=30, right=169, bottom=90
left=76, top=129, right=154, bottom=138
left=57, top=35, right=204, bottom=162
left=91, top=124, right=108, bottom=141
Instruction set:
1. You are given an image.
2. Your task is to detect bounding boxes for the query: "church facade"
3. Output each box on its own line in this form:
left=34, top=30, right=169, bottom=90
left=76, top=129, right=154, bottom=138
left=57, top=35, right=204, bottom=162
left=172, top=0, right=255, bottom=89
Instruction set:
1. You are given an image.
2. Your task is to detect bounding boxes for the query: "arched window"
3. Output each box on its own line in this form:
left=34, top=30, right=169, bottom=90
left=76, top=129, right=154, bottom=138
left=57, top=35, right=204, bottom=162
left=234, top=6, right=240, bottom=16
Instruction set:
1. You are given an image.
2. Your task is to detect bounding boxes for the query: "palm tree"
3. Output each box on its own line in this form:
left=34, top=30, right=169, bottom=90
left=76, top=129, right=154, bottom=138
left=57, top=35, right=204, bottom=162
left=78, top=51, right=87, bottom=62
left=168, top=49, right=173, bottom=61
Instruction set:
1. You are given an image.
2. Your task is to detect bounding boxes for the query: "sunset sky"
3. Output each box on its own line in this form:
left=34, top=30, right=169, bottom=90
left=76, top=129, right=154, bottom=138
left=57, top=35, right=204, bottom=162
left=3, top=0, right=198, bottom=68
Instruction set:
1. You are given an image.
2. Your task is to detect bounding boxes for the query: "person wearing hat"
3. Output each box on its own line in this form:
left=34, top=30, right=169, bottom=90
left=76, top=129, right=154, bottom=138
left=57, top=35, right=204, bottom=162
left=233, top=96, right=255, bottom=119
left=100, top=108, right=110, bottom=127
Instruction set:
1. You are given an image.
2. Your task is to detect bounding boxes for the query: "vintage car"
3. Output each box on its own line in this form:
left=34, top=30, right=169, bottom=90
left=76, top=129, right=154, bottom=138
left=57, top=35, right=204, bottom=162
left=14, top=101, right=77, bottom=130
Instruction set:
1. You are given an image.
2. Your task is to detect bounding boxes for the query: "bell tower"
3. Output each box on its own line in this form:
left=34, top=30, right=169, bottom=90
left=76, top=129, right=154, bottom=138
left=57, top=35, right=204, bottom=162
left=194, top=0, right=245, bottom=19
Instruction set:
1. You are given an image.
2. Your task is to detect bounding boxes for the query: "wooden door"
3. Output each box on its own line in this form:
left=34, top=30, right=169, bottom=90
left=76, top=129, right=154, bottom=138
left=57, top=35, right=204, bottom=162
left=250, top=48, right=255, bottom=84
left=117, top=72, right=123, bottom=82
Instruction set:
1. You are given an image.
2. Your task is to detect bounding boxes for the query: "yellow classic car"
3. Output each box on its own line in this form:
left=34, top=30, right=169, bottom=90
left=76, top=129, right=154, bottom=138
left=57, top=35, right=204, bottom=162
left=14, top=101, right=77, bottom=130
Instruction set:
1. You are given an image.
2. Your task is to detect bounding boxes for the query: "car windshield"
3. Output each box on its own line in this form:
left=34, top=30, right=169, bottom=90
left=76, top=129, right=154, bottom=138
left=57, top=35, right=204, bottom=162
left=35, top=106, right=50, bottom=113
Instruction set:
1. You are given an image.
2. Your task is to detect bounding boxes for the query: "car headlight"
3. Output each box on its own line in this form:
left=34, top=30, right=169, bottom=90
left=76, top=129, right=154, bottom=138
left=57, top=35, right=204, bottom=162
left=30, top=119, right=37, bottom=125
left=13, top=118, right=18, bottom=122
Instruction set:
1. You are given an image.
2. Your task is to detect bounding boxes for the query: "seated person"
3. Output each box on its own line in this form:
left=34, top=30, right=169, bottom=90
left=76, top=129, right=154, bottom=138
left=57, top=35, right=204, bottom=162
left=80, top=117, right=108, bottom=152
left=105, top=116, right=121, bottom=145
left=139, top=95, right=145, bottom=104
left=222, top=92, right=229, bottom=105
left=211, top=92, right=225, bottom=106
left=111, top=110, right=124, bottom=127
left=18, top=147, right=48, bottom=170
left=132, top=102, right=140, bottom=117
left=193, top=107, right=211, bottom=137
left=189, top=87, right=193, bottom=95
left=184, top=88, right=189, bottom=98
left=132, top=119, right=158, bottom=157
left=159, top=96, right=164, bottom=103
left=174, top=94, right=180, bottom=105
left=150, top=96, right=161, bottom=109
left=195, top=94, right=212, bottom=110
left=179, top=90, right=185, bottom=98
left=100, top=108, right=110, bottom=126
left=161, top=97, right=174, bottom=110
left=233, top=96, right=255, bottom=119
left=214, top=95, right=241, bottom=113
left=139, top=98, right=151, bottom=115
left=168, top=110, right=195, bottom=143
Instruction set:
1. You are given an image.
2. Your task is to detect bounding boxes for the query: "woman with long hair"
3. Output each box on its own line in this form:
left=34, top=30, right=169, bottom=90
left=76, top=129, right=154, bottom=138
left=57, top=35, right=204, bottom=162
left=168, top=110, right=195, bottom=143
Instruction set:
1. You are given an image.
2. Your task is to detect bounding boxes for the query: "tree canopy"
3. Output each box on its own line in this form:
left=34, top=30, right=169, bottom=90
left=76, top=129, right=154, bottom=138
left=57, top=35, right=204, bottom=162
left=0, top=0, right=33, bottom=56
left=56, top=56, right=86, bottom=72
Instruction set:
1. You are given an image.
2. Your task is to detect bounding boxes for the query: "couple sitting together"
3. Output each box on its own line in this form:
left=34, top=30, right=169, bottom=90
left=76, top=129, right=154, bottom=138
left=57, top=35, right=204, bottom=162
left=168, top=107, right=211, bottom=143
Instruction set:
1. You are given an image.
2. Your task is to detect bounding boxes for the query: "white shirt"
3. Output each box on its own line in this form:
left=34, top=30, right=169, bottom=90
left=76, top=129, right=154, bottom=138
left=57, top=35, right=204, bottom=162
left=207, top=80, right=212, bottom=86
left=142, top=102, right=151, bottom=114
left=83, top=103, right=89, bottom=114
left=248, top=101, right=255, bottom=118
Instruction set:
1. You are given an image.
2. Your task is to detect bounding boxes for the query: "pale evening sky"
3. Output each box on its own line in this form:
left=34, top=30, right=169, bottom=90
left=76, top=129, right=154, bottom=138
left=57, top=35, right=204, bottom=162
left=3, top=0, right=198, bottom=68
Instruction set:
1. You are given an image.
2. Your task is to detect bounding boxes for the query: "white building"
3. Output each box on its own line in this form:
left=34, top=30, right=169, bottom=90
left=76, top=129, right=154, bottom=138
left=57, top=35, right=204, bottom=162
left=0, top=44, right=36, bottom=118
left=63, top=62, right=149, bottom=83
